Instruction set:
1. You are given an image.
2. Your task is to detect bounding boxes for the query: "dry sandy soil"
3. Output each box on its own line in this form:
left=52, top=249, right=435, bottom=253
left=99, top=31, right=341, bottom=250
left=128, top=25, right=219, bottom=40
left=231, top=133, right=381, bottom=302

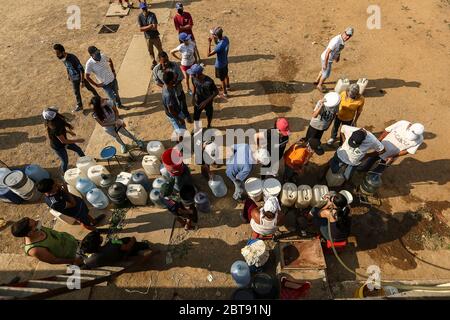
left=1, top=0, right=450, bottom=299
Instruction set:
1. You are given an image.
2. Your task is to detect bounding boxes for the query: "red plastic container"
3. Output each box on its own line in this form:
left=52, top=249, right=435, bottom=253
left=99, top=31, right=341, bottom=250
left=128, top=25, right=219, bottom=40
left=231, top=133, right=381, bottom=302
left=161, top=148, right=185, bottom=176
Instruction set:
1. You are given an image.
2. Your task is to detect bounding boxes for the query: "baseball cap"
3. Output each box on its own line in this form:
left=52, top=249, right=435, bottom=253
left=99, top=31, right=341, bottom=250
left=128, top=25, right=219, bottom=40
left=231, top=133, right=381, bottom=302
left=179, top=32, right=191, bottom=42
left=345, top=27, right=354, bottom=36
left=139, top=2, right=148, bottom=9
left=175, top=2, right=183, bottom=9
left=406, top=123, right=424, bottom=141
left=276, top=118, right=290, bottom=136
left=88, top=46, right=99, bottom=55
left=42, top=107, right=58, bottom=120
left=308, top=138, right=324, bottom=155
left=187, top=63, right=203, bottom=75
left=348, top=129, right=367, bottom=148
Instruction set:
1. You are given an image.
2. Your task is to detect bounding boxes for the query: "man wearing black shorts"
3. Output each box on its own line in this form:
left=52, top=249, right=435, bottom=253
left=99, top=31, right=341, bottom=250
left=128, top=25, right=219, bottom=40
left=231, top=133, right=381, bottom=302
left=188, top=64, right=219, bottom=128
left=207, top=27, right=230, bottom=97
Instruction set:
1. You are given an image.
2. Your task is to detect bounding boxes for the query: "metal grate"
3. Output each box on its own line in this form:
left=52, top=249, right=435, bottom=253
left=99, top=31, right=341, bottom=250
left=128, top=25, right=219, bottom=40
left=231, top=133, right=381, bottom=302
left=99, top=24, right=120, bottom=34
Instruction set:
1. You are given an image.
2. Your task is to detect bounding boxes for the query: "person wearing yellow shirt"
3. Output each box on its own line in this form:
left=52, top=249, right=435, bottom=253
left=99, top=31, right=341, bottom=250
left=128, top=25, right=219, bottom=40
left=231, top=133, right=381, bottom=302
left=327, top=83, right=364, bottom=145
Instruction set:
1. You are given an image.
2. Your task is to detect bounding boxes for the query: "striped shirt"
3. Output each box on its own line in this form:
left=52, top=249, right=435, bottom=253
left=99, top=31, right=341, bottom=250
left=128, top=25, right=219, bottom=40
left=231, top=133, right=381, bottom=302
left=85, top=53, right=115, bottom=86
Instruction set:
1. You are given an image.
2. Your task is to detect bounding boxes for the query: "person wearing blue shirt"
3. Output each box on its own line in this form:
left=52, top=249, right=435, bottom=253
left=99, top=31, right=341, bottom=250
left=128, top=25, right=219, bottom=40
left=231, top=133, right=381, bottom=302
left=226, top=144, right=253, bottom=201
left=207, top=27, right=230, bottom=98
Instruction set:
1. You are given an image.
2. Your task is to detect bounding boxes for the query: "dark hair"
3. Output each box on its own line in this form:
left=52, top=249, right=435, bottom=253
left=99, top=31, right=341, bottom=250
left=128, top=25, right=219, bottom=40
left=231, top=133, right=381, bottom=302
left=53, top=43, right=65, bottom=52
left=295, top=137, right=308, bottom=148
left=36, top=178, right=55, bottom=193
left=11, top=218, right=31, bottom=237
left=163, top=71, right=175, bottom=85
left=158, top=51, right=168, bottom=59
left=80, top=231, right=103, bottom=254
left=45, top=111, right=73, bottom=137
left=333, top=194, right=351, bottom=231
left=90, top=96, right=113, bottom=122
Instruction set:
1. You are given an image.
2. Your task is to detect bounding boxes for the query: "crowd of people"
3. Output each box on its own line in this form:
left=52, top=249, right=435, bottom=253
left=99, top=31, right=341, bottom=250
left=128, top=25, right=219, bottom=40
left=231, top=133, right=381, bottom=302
left=8, top=3, right=426, bottom=269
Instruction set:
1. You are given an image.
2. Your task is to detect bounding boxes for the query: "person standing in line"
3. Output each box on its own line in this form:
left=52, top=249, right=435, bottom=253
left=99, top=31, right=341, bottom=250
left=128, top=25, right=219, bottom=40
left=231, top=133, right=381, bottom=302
left=170, top=33, right=197, bottom=95
left=327, top=84, right=364, bottom=146
left=153, top=51, right=192, bottom=122
left=173, top=2, right=201, bottom=61
left=43, top=107, right=85, bottom=174
left=207, top=27, right=230, bottom=98
left=188, top=64, right=219, bottom=129
left=315, top=27, right=354, bottom=93
left=359, top=121, right=424, bottom=174
left=53, top=44, right=99, bottom=113
left=305, top=94, right=341, bottom=143
left=85, top=46, right=129, bottom=110
left=161, top=71, right=187, bottom=135
left=90, top=96, right=145, bottom=154
left=138, top=2, right=163, bottom=69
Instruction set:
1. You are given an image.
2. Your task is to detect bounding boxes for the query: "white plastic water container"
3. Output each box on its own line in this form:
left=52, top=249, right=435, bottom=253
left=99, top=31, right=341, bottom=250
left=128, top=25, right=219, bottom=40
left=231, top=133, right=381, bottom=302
left=68, top=185, right=82, bottom=198
left=244, top=177, right=263, bottom=202
left=76, top=177, right=95, bottom=196
left=115, top=172, right=132, bottom=187
left=76, top=156, right=97, bottom=177
left=64, top=168, right=83, bottom=188
left=149, top=189, right=164, bottom=207
left=208, top=174, right=228, bottom=198
left=49, top=209, right=77, bottom=225
left=126, top=184, right=148, bottom=206
left=152, top=176, right=168, bottom=190
left=280, top=183, right=298, bottom=207
left=311, top=185, right=330, bottom=208
left=262, top=178, right=282, bottom=201
left=296, top=185, right=313, bottom=209
left=86, top=188, right=109, bottom=209
left=87, top=165, right=110, bottom=187
left=334, top=78, right=350, bottom=93
left=160, top=164, right=171, bottom=179
left=3, top=171, right=36, bottom=201
left=357, top=78, right=369, bottom=95
left=147, top=141, right=165, bottom=158
left=142, top=155, right=161, bottom=176
left=326, top=168, right=345, bottom=188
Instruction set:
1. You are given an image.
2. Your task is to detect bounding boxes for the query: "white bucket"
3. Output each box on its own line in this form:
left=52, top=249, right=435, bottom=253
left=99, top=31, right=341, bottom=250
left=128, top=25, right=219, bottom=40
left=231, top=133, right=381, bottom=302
left=142, top=155, right=161, bottom=176
left=296, top=185, right=313, bottom=208
left=87, top=165, right=110, bottom=187
left=357, top=78, right=369, bottom=95
left=147, top=141, right=165, bottom=158
left=244, top=177, right=263, bottom=202
left=311, top=185, right=329, bottom=208
left=334, top=78, right=350, bottom=94
left=115, top=172, right=132, bottom=187
left=262, top=178, right=281, bottom=201
left=76, top=156, right=96, bottom=177
left=126, top=184, right=148, bottom=206
left=280, top=183, right=297, bottom=207
left=64, top=168, right=82, bottom=188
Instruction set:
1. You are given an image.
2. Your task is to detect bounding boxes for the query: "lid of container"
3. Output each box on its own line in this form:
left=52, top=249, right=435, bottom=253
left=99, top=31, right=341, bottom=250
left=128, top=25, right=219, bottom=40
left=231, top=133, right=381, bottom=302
left=3, top=171, right=25, bottom=187
left=0, top=168, right=11, bottom=186
left=194, top=192, right=208, bottom=202
left=65, top=168, right=81, bottom=177
left=89, top=165, right=106, bottom=174
left=77, top=156, right=94, bottom=164
left=263, top=178, right=281, bottom=195
left=244, top=177, right=263, bottom=195
left=323, top=92, right=341, bottom=108
left=150, top=189, right=160, bottom=196
left=339, top=190, right=353, bottom=204
left=147, top=140, right=163, bottom=150
left=153, top=177, right=167, bottom=188
left=283, top=182, right=297, bottom=192
left=143, top=155, right=159, bottom=163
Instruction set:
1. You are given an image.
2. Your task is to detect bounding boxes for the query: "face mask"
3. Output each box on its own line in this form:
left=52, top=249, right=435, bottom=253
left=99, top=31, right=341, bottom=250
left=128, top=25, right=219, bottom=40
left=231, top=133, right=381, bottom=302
left=93, top=51, right=101, bottom=61
left=57, top=55, right=65, bottom=60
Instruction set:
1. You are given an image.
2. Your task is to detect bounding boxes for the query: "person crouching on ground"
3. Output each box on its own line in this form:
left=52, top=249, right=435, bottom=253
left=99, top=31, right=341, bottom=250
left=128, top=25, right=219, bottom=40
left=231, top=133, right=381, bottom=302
left=226, top=144, right=254, bottom=202
left=37, top=178, right=106, bottom=231
left=11, top=217, right=83, bottom=265
left=90, top=96, right=145, bottom=154
left=159, top=181, right=198, bottom=231
left=283, top=138, right=324, bottom=183
left=80, top=231, right=153, bottom=269
left=308, top=192, right=351, bottom=243
left=241, top=196, right=284, bottom=239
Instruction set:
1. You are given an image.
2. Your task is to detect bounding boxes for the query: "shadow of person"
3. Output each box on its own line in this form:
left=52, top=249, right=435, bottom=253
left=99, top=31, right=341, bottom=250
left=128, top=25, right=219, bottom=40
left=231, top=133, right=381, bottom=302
left=201, top=54, right=276, bottom=66
left=0, top=132, right=46, bottom=151
left=359, top=78, right=421, bottom=97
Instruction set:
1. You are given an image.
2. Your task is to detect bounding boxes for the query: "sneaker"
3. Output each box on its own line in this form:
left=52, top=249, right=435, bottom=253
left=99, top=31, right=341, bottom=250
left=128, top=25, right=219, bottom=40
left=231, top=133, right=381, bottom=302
left=72, top=105, right=83, bottom=113
left=327, top=138, right=335, bottom=146
left=120, top=144, right=128, bottom=153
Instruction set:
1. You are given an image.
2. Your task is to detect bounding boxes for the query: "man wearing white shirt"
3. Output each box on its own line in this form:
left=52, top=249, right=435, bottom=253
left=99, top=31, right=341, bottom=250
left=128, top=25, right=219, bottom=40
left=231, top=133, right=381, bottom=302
left=329, top=125, right=385, bottom=180
left=315, top=27, right=354, bottom=93
left=85, top=46, right=128, bottom=110
left=359, top=121, right=424, bottom=174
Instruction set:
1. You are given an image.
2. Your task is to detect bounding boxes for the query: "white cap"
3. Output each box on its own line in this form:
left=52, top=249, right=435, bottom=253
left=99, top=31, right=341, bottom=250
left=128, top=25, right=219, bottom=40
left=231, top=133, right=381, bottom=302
left=42, top=107, right=58, bottom=120
left=255, top=148, right=271, bottom=166
left=406, top=123, right=424, bottom=141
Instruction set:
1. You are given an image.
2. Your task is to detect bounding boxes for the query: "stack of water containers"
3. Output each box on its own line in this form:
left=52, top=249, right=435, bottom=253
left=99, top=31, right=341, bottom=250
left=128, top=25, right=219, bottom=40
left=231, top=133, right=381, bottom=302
left=0, top=168, right=24, bottom=204
left=3, top=170, right=40, bottom=202
left=150, top=176, right=167, bottom=207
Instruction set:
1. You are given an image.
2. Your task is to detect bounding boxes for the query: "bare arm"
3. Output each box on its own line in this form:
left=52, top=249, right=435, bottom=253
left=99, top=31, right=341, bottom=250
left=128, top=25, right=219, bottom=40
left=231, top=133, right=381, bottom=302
left=108, top=58, right=116, bottom=77
left=170, top=48, right=181, bottom=61
left=29, top=247, right=80, bottom=265
left=85, top=73, right=102, bottom=88
left=378, top=130, right=389, bottom=141
left=57, top=134, right=84, bottom=144
left=312, top=100, right=324, bottom=118
left=207, top=38, right=216, bottom=57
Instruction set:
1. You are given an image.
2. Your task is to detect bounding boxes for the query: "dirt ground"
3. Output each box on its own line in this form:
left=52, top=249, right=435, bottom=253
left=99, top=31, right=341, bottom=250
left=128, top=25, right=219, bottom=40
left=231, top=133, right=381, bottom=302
left=1, top=0, right=450, bottom=298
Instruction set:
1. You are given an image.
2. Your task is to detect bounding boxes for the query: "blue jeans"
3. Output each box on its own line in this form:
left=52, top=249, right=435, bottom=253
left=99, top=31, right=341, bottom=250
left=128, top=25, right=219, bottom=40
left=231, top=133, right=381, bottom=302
left=71, top=78, right=99, bottom=107
left=53, top=144, right=85, bottom=173
left=329, top=152, right=357, bottom=181
left=103, top=79, right=122, bottom=107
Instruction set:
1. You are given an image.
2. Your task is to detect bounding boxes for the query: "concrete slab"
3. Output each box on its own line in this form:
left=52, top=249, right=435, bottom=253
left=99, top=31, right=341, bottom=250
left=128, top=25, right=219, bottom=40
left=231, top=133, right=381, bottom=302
left=0, top=254, right=38, bottom=285
left=106, top=3, right=130, bottom=17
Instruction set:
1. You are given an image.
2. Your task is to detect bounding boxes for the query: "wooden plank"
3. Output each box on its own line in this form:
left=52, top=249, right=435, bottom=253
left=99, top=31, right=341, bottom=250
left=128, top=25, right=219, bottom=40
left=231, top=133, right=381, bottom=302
left=0, top=286, right=48, bottom=298
left=106, top=3, right=130, bottom=17
left=26, top=280, right=68, bottom=290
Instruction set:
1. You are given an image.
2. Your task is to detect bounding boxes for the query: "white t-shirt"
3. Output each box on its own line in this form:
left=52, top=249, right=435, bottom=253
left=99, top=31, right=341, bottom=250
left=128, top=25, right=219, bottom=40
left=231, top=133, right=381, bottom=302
left=379, top=120, right=423, bottom=160
left=85, top=53, right=115, bottom=86
left=337, top=125, right=385, bottom=166
left=175, top=41, right=196, bottom=66
left=321, top=34, right=345, bottom=62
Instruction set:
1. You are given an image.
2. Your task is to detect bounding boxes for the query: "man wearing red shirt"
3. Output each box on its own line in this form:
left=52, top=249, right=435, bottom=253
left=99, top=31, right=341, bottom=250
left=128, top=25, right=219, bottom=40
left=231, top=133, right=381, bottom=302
left=173, top=2, right=201, bottom=61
